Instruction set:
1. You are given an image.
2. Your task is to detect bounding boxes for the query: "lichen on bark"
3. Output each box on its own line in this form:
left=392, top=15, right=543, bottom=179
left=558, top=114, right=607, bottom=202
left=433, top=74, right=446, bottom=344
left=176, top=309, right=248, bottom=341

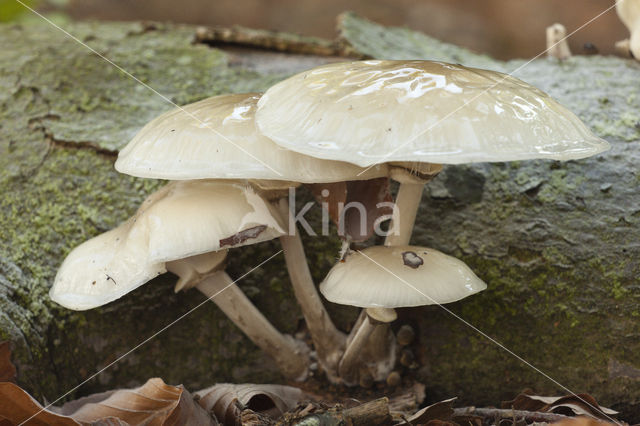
left=0, top=13, right=639, bottom=420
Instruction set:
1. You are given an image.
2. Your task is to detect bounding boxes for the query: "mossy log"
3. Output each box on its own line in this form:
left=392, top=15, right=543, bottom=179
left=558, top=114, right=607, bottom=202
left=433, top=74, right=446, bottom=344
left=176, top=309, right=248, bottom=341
left=1, top=13, right=639, bottom=420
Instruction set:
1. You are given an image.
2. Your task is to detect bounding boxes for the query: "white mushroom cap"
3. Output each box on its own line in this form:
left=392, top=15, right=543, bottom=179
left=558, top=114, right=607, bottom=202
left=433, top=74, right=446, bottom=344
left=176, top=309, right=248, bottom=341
left=255, top=60, right=609, bottom=167
left=320, top=245, right=487, bottom=308
left=50, top=222, right=166, bottom=310
left=140, top=180, right=285, bottom=262
left=115, top=93, right=387, bottom=183
left=50, top=180, right=283, bottom=310
left=616, top=0, right=640, bottom=58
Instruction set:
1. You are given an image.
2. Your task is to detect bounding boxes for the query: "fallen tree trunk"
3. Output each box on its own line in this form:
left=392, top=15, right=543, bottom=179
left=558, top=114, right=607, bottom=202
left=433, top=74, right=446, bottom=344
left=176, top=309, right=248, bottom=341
left=0, top=13, right=638, bottom=421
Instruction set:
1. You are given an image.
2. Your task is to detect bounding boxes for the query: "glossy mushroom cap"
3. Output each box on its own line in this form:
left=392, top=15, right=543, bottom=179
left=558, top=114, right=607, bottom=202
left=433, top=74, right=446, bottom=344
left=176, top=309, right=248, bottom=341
left=256, top=60, right=609, bottom=167
left=617, top=0, right=640, bottom=58
left=50, top=222, right=165, bottom=310
left=141, top=180, right=285, bottom=262
left=50, top=180, right=283, bottom=310
left=319, top=245, right=487, bottom=308
left=115, top=93, right=387, bottom=183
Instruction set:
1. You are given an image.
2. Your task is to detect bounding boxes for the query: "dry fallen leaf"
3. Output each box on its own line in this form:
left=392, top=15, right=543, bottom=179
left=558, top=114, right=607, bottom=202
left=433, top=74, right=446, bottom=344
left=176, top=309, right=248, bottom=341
left=502, top=392, right=618, bottom=422
left=196, top=383, right=303, bottom=425
left=0, top=342, right=16, bottom=384
left=407, top=397, right=457, bottom=424
left=0, top=378, right=216, bottom=425
left=0, top=382, right=79, bottom=425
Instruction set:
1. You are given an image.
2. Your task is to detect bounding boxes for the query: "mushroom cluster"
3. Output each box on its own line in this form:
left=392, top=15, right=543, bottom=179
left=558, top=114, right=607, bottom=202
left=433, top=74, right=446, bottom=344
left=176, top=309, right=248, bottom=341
left=51, top=60, right=609, bottom=386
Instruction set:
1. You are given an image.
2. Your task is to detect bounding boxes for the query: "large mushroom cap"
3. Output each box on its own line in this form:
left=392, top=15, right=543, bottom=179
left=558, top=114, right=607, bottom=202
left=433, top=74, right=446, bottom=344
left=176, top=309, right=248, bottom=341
left=50, top=180, right=282, bottom=310
left=115, top=93, right=387, bottom=182
left=255, top=60, right=609, bottom=167
left=319, top=245, right=487, bottom=308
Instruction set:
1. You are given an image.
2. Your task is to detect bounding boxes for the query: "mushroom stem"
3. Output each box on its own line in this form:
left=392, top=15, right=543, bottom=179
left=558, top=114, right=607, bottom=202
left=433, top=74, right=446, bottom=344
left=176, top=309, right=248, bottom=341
left=384, top=181, right=425, bottom=246
left=195, top=270, right=310, bottom=381
left=338, top=308, right=396, bottom=386
left=277, top=199, right=347, bottom=382
left=339, top=315, right=376, bottom=385
left=339, top=167, right=439, bottom=385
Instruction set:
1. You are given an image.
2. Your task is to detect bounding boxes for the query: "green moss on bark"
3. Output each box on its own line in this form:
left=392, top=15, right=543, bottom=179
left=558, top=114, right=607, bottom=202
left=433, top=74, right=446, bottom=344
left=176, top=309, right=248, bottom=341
left=0, top=20, right=306, bottom=401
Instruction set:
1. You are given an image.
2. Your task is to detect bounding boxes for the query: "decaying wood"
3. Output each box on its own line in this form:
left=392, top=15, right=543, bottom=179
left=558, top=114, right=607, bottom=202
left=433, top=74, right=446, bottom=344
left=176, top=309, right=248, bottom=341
left=284, top=398, right=391, bottom=426
left=453, top=407, right=572, bottom=423
left=341, top=398, right=392, bottom=425
left=194, top=24, right=362, bottom=58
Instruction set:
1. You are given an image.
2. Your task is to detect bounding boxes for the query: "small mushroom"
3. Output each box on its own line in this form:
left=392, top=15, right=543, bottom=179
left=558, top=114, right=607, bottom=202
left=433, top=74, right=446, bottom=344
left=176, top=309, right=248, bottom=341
left=320, top=245, right=486, bottom=384
left=51, top=180, right=309, bottom=380
left=546, top=23, right=572, bottom=60
left=616, top=0, right=640, bottom=59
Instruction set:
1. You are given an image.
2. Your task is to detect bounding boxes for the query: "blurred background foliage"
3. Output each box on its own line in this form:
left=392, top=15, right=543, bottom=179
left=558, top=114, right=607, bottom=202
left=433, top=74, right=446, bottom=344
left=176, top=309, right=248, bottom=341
left=0, top=0, right=637, bottom=419
left=1, top=0, right=627, bottom=59
left=0, top=0, right=36, bottom=22
left=0, top=0, right=69, bottom=24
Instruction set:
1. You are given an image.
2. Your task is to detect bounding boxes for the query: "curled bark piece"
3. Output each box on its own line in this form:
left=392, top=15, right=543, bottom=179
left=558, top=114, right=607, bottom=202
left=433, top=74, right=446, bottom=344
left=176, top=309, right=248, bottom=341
left=196, top=383, right=303, bottom=425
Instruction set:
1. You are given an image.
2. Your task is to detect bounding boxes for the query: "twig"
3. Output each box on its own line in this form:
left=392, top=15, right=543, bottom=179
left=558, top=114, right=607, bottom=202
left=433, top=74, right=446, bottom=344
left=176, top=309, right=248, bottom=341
left=284, top=398, right=391, bottom=426
left=454, top=407, right=572, bottom=423
left=194, top=25, right=362, bottom=57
